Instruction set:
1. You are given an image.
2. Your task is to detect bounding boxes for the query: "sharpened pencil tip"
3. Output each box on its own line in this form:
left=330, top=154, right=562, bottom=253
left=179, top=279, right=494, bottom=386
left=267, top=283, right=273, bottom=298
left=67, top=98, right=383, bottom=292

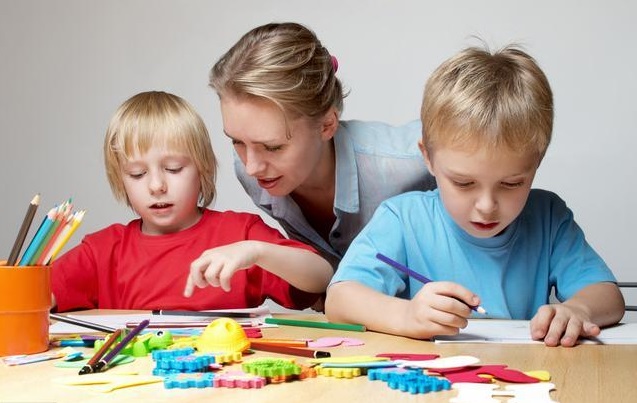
left=476, top=306, right=487, bottom=314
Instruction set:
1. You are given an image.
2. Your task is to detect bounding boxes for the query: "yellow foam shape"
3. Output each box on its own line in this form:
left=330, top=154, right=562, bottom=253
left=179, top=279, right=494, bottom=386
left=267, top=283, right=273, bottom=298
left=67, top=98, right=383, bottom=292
left=54, top=374, right=162, bottom=392
left=307, top=355, right=389, bottom=364
left=196, top=318, right=249, bottom=353
left=98, top=376, right=163, bottom=393
left=317, top=367, right=362, bottom=378
left=525, top=370, right=551, bottom=381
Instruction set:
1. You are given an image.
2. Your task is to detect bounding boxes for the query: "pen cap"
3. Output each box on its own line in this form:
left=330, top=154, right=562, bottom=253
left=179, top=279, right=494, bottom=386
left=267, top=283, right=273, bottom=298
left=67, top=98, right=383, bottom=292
left=0, top=265, right=51, bottom=356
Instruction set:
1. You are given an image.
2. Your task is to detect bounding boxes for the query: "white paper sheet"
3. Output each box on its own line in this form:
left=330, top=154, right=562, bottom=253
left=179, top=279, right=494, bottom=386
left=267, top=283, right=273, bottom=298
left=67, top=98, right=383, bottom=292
left=434, top=320, right=637, bottom=345
left=49, top=305, right=273, bottom=334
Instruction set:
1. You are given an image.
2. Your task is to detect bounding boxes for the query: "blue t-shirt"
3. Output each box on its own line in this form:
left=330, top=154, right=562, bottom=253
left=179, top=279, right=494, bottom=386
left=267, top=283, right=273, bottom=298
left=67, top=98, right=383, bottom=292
left=235, top=120, right=437, bottom=269
left=330, top=189, right=616, bottom=319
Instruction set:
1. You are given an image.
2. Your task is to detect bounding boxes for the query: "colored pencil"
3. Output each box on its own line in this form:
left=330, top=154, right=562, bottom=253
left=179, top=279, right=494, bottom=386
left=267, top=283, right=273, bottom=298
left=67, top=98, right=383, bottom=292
left=50, top=313, right=117, bottom=333
left=18, top=206, right=57, bottom=266
left=151, top=309, right=256, bottom=318
left=37, top=200, right=72, bottom=265
left=264, top=317, right=366, bottom=332
left=48, top=209, right=85, bottom=263
left=93, top=320, right=150, bottom=372
left=375, top=252, right=487, bottom=314
left=6, top=194, right=40, bottom=265
left=78, top=329, right=123, bottom=375
left=29, top=202, right=67, bottom=265
left=249, top=341, right=330, bottom=358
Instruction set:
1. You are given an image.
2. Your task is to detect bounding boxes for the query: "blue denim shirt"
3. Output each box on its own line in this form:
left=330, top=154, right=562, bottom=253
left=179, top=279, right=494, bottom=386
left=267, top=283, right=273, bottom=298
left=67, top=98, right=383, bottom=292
left=234, top=120, right=437, bottom=270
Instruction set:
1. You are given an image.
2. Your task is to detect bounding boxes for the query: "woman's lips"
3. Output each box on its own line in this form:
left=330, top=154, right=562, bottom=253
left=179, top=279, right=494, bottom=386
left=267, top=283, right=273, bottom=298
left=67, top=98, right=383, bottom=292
left=257, top=177, right=281, bottom=189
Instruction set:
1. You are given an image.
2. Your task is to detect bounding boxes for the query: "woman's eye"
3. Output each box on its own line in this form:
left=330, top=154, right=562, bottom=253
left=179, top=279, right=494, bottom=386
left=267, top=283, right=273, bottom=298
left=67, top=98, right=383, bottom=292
left=264, top=145, right=283, bottom=152
left=166, top=167, right=183, bottom=174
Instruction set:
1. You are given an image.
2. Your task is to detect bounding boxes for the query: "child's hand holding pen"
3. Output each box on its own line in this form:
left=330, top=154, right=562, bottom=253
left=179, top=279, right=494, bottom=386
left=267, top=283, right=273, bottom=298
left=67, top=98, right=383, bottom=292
left=405, top=281, right=481, bottom=339
left=375, top=253, right=486, bottom=339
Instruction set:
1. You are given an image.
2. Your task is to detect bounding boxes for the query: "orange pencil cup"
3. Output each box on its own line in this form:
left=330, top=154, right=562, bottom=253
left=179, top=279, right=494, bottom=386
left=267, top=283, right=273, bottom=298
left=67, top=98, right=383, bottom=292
left=0, top=265, right=51, bottom=356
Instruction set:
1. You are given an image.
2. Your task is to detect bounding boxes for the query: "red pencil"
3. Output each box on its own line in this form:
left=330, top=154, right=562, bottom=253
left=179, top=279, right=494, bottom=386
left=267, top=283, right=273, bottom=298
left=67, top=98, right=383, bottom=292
left=249, top=341, right=330, bottom=358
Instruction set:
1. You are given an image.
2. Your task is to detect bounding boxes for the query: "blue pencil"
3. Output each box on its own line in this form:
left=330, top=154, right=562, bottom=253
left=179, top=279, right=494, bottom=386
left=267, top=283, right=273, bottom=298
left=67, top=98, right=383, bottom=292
left=375, top=253, right=487, bottom=314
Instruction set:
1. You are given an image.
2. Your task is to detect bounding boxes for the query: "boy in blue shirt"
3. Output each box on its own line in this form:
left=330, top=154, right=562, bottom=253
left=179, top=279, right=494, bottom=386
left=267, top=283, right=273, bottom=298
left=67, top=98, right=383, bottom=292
left=325, top=45, right=625, bottom=347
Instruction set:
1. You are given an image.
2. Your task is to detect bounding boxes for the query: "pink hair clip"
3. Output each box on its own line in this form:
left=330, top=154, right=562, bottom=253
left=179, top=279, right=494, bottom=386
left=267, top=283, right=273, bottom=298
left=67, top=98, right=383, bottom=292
left=331, top=55, right=339, bottom=73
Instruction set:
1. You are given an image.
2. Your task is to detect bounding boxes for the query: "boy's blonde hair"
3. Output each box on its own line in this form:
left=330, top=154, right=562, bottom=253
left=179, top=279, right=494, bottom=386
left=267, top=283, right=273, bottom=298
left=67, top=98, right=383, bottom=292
left=104, top=91, right=217, bottom=208
left=421, top=45, right=553, bottom=159
left=209, top=22, right=344, bottom=132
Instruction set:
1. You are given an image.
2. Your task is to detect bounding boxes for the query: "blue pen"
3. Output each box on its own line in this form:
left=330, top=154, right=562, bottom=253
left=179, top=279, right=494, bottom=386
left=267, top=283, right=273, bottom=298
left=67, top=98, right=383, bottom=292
left=375, top=253, right=487, bottom=314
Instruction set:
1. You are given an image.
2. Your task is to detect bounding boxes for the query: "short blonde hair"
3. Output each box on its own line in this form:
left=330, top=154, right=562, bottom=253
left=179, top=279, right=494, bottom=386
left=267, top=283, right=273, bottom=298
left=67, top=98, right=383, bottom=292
left=104, top=91, right=217, bottom=207
left=421, top=45, right=553, bottom=159
left=209, top=22, right=344, bottom=126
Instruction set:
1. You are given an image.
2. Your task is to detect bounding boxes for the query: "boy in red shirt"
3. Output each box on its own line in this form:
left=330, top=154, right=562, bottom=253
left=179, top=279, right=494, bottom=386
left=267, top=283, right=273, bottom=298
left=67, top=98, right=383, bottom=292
left=52, top=91, right=332, bottom=311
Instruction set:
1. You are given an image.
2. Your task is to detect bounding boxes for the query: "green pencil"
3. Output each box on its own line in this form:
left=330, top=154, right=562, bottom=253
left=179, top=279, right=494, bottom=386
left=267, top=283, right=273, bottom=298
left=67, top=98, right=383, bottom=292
left=265, top=317, right=366, bottom=332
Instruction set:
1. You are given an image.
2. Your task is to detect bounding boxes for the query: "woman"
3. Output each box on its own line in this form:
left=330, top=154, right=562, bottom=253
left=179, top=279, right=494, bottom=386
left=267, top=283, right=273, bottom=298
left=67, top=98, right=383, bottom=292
left=209, top=22, right=436, bottom=270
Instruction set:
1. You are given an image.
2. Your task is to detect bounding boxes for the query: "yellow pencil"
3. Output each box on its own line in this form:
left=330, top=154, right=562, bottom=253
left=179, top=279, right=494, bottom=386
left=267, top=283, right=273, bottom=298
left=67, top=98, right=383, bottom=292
left=40, top=204, right=73, bottom=265
left=48, top=210, right=86, bottom=263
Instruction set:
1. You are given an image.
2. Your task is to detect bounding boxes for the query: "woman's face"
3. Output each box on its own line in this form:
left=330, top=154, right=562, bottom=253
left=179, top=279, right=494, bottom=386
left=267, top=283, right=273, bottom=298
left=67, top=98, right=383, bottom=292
left=220, top=96, right=335, bottom=197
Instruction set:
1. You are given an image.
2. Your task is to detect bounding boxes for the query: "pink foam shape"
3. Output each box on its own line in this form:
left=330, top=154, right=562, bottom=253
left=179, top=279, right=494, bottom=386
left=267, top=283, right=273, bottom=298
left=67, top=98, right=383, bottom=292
left=307, top=337, right=365, bottom=348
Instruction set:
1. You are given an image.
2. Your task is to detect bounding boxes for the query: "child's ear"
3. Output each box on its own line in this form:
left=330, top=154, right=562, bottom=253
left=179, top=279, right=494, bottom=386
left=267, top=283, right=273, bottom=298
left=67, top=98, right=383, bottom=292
left=418, top=139, right=435, bottom=174
left=320, top=108, right=339, bottom=141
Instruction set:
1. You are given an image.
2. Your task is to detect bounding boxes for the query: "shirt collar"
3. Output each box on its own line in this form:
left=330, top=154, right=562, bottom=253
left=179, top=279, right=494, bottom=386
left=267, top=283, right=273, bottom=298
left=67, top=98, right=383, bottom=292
left=333, top=125, right=360, bottom=213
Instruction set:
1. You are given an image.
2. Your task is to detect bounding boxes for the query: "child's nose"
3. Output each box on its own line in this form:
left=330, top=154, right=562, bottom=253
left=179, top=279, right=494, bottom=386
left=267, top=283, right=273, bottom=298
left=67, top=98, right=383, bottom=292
left=149, top=173, right=167, bottom=194
left=475, top=191, right=497, bottom=214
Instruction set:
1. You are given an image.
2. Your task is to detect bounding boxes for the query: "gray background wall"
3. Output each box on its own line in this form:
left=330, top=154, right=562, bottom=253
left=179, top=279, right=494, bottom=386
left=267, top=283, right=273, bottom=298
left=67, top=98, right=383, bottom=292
left=1, top=1, right=635, bottom=321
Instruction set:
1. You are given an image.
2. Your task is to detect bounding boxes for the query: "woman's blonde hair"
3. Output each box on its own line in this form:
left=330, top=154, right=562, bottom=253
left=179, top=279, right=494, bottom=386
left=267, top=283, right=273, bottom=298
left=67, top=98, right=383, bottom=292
left=421, top=44, right=553, bottom=159
left=103, top=91, right=217, bottom=207
left=209, top=22, right=344, bottom=131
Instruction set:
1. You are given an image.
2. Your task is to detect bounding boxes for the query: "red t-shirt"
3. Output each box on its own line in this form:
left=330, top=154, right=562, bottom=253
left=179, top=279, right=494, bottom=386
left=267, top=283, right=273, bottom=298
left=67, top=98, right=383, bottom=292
left=52, top=209, right=319, bottom=312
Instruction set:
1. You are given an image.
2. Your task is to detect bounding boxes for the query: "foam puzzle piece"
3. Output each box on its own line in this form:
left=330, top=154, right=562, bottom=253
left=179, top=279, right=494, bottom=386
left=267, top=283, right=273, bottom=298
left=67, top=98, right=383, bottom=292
left=307, top=337, right=365, bottom=348
left=317, top=366, right=362, bottom=378
left=242, top=358, right=300, bottom=378
left=434, top=365, right=540, bottom=384
left=152, top=347, right=195, bottom=361
left=368, top=367, right=416, bottom=382
left=451, top=382, right=559, bottom=403
left=213, top=371, right=266, bottom=389
left=368, top=368, right=451, bottom=395
left=525, top=370, right=551, bottom=381
left=164, top=373, right=215, bottom=389
left=397, top=355, right=480, bottom=370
